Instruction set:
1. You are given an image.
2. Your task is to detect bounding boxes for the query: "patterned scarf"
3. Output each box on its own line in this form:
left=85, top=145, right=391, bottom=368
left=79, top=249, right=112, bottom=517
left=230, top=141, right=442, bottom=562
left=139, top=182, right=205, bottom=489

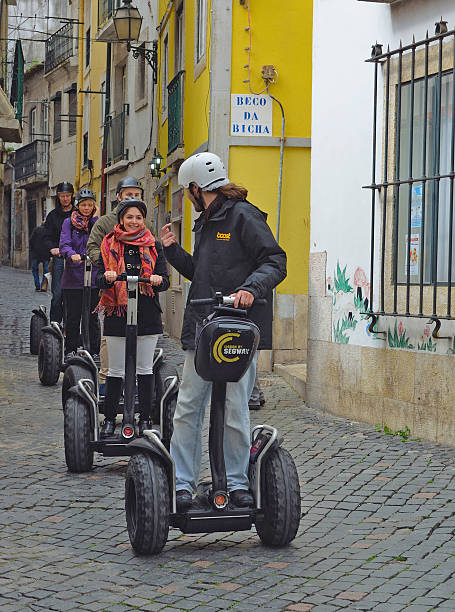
left=71, top=210, right=92, bottom=232
left=96, top=224, right=158, bottom=316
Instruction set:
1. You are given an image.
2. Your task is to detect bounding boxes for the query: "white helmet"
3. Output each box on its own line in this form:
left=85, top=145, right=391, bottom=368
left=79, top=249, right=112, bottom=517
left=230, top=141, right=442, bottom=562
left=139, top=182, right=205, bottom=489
left=178, top=152, right=230, bottom=191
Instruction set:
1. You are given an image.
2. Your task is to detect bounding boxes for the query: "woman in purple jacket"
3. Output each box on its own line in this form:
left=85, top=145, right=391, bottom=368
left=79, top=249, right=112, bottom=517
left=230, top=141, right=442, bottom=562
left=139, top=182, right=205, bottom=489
left=59, top=188, right=100, bottom=360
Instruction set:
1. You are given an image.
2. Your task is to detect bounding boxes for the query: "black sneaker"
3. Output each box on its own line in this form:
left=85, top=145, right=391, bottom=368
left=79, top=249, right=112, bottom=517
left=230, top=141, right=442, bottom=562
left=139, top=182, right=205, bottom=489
left=100, top=419, right=116, bottom=438
left=176, top=489, right=194, bottom=512
left=230, top=489, right=254, bottom=508
left=248, top=402, right=261, bottom=411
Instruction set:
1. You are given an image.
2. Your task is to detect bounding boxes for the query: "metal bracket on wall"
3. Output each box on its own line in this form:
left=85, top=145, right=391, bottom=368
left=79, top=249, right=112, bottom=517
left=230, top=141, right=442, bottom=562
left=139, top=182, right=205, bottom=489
left=428, top=317, right=453, bottom=340
left=364, top=313, right=386, bottom=338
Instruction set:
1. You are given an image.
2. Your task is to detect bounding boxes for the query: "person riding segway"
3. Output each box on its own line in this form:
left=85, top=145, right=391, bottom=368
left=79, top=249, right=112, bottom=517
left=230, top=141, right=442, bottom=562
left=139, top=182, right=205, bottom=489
left=86, top=177, right=152, bottom=397
left=161, top=152, right=287, bottom=511
left=43, top=181, right=75, bottom=324
left=59, top=187, right=100, bottom=362
left=95, top=197, right=171, bottom=438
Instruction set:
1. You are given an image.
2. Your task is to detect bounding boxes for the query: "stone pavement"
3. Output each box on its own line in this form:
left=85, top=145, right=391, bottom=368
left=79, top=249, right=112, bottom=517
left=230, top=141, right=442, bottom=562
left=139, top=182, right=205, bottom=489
left=2, top=265, right=455, bottom=611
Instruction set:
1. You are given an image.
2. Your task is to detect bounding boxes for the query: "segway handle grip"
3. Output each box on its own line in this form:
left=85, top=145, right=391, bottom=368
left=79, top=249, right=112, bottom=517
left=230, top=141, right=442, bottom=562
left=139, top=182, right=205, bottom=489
left=114, top=273, right=152, bottom=283
left=190, top=296, right=267, bottom=307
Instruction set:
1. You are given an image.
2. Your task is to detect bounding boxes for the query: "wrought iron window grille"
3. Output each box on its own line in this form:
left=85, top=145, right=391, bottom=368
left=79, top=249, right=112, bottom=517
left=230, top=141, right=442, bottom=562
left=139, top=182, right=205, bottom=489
left=365, top=20, right=455, bottom=339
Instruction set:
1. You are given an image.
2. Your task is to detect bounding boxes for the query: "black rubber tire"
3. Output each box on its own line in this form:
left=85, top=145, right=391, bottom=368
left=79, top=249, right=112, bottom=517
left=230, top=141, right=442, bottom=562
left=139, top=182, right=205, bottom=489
left=61, top=364, right=94, bottom=408
left=64, top=394, right=94, bottom=473
left=30, top=314, right=45, bottom=355
left=255, top=447, right=301, bottom=547
left=153, top=362, right=178, bottom=427
left=125, top=452, right=170, bottom=554
left=38, top=332, right=62, bottom=386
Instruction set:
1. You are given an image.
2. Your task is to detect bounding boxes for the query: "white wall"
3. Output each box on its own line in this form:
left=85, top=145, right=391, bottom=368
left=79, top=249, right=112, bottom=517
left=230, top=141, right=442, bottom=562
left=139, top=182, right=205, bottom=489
left=311, top=0, right=455, bottom=283
left=311, top=0, right=455, bottom=346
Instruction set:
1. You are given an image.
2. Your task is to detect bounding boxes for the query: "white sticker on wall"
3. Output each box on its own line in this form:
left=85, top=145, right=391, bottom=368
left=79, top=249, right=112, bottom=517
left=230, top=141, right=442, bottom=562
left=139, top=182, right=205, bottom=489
left=230, top=94, right=272, bottom=137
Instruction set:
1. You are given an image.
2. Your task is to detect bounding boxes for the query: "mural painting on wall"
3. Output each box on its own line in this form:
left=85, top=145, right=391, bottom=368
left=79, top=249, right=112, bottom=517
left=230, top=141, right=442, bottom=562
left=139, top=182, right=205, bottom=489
left=328, top=261, right=455, bottom=354
left=327, top=262, right=380, bottom=345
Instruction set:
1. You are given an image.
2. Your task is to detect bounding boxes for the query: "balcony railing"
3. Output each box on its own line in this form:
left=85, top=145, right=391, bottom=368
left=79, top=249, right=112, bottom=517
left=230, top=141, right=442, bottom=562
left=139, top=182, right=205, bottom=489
left=167, top=70, right=185, bottom=154
left=15, top=140, right=49, bottom=181
left=106, top=105, right=129, bottom=164
left=45, top=23, right=74, bottom=74
left=98, top=0, right=121, bottom=29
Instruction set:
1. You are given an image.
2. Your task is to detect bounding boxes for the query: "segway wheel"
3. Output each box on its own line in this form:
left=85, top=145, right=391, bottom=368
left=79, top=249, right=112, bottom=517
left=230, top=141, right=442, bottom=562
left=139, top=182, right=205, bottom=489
left=256, top=447, right=301, bottom=547
left=30, top=314, right=45, bottom=355
left=62, top=364, right=94, bottom=408
left=38, top=332, right=62, bottom=386
left=153, top=363, right=178, bottom=445
left=125, top=452, right=169, bottom=555
left=64, top=395, right=94, bottom=473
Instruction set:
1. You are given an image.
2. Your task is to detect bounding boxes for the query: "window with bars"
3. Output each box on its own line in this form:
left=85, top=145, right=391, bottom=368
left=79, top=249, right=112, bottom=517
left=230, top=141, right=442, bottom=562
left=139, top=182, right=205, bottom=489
left=367, top=23, right=455, bottom=322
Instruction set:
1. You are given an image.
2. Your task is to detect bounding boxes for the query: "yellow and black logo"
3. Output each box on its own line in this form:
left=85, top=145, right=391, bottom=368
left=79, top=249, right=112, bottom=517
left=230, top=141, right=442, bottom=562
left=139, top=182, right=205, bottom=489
left=213, top=332, right=250, bottom=364
left=216, top=232, right=231, bottom=241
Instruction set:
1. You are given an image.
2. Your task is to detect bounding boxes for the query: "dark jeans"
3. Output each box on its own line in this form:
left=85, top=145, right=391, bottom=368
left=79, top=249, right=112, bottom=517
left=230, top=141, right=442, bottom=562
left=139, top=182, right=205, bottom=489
left=63, top=288, right=101, bottom=355
left=50, top=256, right=65, bottom=323
left=31, top=258, right=49, bottom=289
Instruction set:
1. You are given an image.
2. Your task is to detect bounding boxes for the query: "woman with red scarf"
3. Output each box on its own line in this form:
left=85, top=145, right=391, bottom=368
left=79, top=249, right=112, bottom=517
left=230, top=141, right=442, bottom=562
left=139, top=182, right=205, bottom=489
left=95, top=197, right=170, bottom=438
left=59, top=188, right=100, bottom=361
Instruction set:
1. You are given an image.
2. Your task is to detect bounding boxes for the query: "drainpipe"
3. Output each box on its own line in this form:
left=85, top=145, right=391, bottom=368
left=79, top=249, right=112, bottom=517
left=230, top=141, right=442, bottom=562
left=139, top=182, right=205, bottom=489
left=268, top=94, right=285, bottom=370
left=6, top=158, right=15, bottom=266
left=101, top=43, right=111, bottom=216
left=75, top=0, right=85, bottom=190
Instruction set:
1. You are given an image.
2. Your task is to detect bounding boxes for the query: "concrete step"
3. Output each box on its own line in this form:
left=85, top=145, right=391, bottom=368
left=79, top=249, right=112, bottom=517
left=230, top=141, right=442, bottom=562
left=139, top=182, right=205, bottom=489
left=274, top=362, right=307, bottom=400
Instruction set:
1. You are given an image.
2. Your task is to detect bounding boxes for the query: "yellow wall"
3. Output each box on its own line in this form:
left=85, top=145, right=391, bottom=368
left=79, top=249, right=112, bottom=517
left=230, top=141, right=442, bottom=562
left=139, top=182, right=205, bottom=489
left=229, top=0, right=312, bottom=295
left=157, top=0, right=211, bottom=253
left=157, top=0, right=312, bottom=296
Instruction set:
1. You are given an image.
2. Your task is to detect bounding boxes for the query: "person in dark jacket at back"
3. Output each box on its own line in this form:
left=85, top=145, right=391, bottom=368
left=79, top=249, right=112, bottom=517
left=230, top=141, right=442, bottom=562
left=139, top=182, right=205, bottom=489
left=43, top=181, right=75, bottom=324
left=160, top=152, right=287, bottom=512
left=29, top=224, right=50, bottom=291
left=59, top=188, right=99, bottom=361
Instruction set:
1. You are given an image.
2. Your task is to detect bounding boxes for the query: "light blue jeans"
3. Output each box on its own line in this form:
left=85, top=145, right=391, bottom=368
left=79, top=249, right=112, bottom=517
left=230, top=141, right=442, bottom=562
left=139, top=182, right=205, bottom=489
left=170, top=350, right=258, bottom=494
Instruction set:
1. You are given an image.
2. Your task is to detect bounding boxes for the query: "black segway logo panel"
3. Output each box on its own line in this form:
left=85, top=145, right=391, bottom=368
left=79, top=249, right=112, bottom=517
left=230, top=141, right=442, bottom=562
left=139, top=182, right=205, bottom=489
left=195, top=317, right=260, bottom=382
left=213, top=332, right=250, bottom=363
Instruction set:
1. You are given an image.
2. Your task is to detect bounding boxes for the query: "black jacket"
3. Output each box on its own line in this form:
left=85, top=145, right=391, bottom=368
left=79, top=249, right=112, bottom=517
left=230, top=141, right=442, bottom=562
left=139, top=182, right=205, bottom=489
left=163, top=198, right=287, bottom=350
left=95, top=241, right=169, bottom=337
left=29, top=225, right=50, bottom=261
left=43, top=205, right=74, bottom=253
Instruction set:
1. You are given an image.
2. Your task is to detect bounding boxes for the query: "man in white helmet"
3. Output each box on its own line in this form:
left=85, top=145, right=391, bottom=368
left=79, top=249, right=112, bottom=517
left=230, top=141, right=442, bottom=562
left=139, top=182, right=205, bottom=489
left=161, top=152, right=287, bottom=512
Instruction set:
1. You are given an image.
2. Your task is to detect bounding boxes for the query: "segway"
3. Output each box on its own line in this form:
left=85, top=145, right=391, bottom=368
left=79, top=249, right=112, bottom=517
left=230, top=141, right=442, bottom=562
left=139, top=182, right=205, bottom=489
left=63, top=273, right=179, bottom=473
left=30, top=305, right=48, bottom=355
left=61, top=255, right=101, bottom=407
left=124, top=293, right=301, bottom=555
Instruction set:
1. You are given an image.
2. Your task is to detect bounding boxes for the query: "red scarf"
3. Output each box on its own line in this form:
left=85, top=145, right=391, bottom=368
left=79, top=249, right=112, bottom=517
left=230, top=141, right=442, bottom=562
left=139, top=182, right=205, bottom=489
left=96, top=224, right=158, bottom=316
left=71, top=210, right=91, bottom=232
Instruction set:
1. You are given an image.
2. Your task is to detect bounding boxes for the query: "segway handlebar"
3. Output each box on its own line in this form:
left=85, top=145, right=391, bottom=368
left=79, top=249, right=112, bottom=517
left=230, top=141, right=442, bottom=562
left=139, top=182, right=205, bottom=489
left=190, top=295, right=267, bottom=307
left=114, top=273, right=152, bottom=283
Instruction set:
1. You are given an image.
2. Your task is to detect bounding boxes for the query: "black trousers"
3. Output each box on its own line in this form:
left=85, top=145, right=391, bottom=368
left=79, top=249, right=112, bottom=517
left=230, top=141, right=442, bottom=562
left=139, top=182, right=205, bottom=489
left=63, top=288, right=101, bottom=354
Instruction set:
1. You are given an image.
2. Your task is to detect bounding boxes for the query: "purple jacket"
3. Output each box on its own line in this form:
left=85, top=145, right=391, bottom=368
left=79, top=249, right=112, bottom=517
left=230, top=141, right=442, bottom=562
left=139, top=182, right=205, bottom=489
left=59, top=217, right=99, bottom=289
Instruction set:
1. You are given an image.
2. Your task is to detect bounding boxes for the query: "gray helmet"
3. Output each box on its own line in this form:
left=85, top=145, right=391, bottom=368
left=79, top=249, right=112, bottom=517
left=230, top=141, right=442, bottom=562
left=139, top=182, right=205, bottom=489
left=116, top=197, right=148, bottom=223
left=56, top=181, right=74, bottom=194
left=76, top=187, right=96, bottom=204
left=116, top=176, right=143, bottom=197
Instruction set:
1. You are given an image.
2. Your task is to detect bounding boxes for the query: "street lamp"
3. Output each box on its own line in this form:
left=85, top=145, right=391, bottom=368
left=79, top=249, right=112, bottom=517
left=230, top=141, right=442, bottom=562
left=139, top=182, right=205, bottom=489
left=150, top=149, right=164, bottom=178
left=113, top=0, right=158, bottom=84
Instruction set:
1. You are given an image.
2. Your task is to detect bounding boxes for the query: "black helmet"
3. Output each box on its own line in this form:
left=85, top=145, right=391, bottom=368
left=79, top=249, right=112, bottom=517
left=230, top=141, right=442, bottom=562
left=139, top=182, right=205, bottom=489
left=56, top=181, right=74, bottom=194
left=116, top=197, right=148, bottom=223
left=76, top=187, right=96, bottom=204
left=116, top=176, right=143, bottom=196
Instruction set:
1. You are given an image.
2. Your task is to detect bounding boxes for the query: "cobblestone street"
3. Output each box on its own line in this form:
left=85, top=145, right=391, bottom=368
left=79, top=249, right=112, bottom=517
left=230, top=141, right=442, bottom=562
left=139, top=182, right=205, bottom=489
left=2, top=265, right=455, bottom=611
